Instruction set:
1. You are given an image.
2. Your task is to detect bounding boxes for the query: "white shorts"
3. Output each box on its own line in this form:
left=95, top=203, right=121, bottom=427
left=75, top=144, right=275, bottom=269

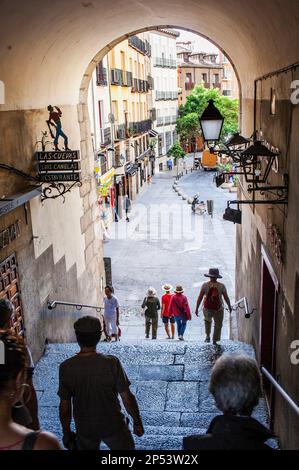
left=104, top=312, right=118, bottom=335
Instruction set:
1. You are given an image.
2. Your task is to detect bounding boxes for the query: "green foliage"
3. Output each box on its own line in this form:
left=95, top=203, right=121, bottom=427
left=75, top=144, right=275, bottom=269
left=149, top=137, right=158, bottom=150
left=176, top=113, right=200, bottom=147
left=167, top=141, right=185, bottom=159
left=178, top=85, right=239, bottom=142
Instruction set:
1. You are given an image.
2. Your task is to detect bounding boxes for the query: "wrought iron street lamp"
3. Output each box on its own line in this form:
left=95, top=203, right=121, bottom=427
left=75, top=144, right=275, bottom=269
left=240, top=140, right=279, bottom=184
left=199, top=99, right=224, bottom=142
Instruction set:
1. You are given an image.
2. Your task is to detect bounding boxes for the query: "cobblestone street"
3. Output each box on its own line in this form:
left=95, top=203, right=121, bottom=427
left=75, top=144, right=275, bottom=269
left=104, top=160, right=236, bottom=341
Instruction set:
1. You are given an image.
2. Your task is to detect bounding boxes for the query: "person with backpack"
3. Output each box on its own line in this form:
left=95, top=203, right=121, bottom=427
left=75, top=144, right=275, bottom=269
left=195, top=268, right=232, bottom=345
left=168, top=285, right=192, bottom=341
left=142, top=288, right=161, bottom=340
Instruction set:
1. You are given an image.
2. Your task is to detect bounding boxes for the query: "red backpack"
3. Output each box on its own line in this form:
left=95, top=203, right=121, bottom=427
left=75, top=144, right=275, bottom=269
left=204, top=285, right=222, bottom=311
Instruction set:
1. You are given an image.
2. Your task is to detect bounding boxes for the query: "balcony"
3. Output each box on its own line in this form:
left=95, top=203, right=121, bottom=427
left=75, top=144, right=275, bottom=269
left=114, top=124, right=127, bottom=141
left=154, top=57, right=177, bottom=68
left=131, top=78, right=150, bottom=93
left=155, top=91, right=178, bottom=101
left=99, top=127, right=112, bottom=146
left=96, top=65, right=107, bottom=86
left=129, top=119, right=152, bottom=135
left=156, top=115, right=178, bottom=127
left=110, top=69, right=133, bottom=87
left=185, top=82, right=195, bottom=91
left=213, top=82, right=221, bottom=89
left=128, top=35, right=151, bottom=57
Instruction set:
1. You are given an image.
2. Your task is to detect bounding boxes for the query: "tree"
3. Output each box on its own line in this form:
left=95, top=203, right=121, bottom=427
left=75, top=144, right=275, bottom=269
left=176, top=112, right=200, bottom=159
left=167, top=141, right=185, bottom=161
left=179, top=85, right=239, bottom=142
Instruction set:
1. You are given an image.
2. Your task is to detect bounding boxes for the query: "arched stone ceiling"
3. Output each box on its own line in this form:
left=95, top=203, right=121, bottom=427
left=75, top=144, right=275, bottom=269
left=0, top=0, right=298, bottom=110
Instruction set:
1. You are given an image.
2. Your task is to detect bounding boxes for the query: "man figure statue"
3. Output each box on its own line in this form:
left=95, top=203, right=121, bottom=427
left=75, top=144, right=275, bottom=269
left=47, top=105, right=70, bottom=151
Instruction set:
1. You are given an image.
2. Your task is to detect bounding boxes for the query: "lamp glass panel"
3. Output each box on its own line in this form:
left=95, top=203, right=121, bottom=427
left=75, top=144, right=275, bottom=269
left=201, top=120, right=222, bottom=141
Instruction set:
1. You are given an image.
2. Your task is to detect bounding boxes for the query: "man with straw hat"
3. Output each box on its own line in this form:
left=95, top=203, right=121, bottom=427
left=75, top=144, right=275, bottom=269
left=169, top=285, right=191, bottom=341
left=195, top=268, right=232, bottom=345
left=142, top=287, right=161, bottom=340
left=161, top=284, right=175, bottom=340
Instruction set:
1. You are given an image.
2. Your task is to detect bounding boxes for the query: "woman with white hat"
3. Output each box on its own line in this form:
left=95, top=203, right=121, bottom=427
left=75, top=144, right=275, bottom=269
left=141, top=287, right=161, bottom=340
left=161, top=284, right=175, bottom=340
left=169, top=286, right=192, bottom=341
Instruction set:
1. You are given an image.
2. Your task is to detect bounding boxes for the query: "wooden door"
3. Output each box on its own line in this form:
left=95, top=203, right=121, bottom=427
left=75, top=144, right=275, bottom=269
left=0, top=253, right=24, bottom=336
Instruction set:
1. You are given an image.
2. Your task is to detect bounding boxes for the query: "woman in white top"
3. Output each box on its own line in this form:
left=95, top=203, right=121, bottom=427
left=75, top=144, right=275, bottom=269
left=103, top=286, right=120, bottom=342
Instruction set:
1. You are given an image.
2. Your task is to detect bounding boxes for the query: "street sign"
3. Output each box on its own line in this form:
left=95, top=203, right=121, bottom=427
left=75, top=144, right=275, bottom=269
left=35, top=150, right=79, bottom=161
left=38, top=161, right=80, bottom=172
left=39, top=173, right=81, bottom=183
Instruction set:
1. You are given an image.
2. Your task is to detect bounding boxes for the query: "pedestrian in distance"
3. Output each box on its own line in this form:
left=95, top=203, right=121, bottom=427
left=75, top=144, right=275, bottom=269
left=161, top=284, right=175, bottom=339
left=103, top=285, right=120, bottom=342
left=195, top=268, right=232, bottom=345
left=58, top=316, right=144, bottom=450
left=142, top=288, right=161, bottom=340
left=124, top=195, right=131, bottom=222
left=0, top=331, right=61, bottom=450
left=167, top=158, right=173, bottom=171
left=168, top=285, right=191, bottom=341
left=183, top=353, right=274, bottom=450
left=0, top=299, right=40, bottom=431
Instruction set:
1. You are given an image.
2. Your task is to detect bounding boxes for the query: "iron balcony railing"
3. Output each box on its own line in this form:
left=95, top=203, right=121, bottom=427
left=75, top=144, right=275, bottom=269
left=154, top=57, right=177, bottom=68
left=110, top=69, right=133, bottom=87
left=99, top=127, right=112, bottom=146
left=114, top=123, right=127, bottom=140
left=156, top=115, right=178, bottom=126
left=131, top=78, right=150, bottom=93
left=128, top=35, right=151, bottom=57
left=185, top=82, right=195, bottom=91
left=129, top=119, right=152, bottom=134
left=96, top=65, right=108, bottom=86
left=155, top=90, right=178, bottom=101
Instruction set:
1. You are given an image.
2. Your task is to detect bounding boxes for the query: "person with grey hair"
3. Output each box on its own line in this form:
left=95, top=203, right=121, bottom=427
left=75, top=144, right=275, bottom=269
left=183, top=353, right=274, bottom=450
left=0, top=299, right=40, bottom=431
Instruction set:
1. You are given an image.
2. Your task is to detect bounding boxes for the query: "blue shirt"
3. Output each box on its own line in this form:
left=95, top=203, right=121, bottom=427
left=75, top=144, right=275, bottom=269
left=104, top=295, right=119, bottom=316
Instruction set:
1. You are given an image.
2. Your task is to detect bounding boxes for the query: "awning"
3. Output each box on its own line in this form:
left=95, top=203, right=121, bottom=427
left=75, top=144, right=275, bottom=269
left=125, top=163, right=139, bottom=176
left=98, top=168, right=115, bottom=186
left=149, top=129, right=159, bottom=137
left=0, top=187, right=42, bottom=217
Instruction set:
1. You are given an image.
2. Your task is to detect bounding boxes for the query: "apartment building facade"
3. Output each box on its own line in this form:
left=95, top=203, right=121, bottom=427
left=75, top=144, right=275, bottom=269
left=88, top=33, right=154, bottom=226
left=149, top=29, right=180, bottom=170
left=177, top=41, right=224, bottom=105
left=219, top=51, right=239, bottom=99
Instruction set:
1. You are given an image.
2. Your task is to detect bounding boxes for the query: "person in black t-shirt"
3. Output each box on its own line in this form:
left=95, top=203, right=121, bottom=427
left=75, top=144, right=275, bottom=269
left=58, top=315, right=144, bottom=450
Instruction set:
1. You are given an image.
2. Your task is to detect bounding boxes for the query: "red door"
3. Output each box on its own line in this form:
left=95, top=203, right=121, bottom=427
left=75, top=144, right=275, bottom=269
left=259, top=246, right=279, bottom=424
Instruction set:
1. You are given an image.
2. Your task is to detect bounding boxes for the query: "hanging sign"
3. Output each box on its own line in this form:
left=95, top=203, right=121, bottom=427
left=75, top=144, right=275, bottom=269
left=35, top=150, right=79, bottom=161
left=35, top=150, right=81, bottom=183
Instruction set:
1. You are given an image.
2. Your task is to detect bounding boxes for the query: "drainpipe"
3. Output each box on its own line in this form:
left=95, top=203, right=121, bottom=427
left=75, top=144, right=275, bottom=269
left=91, top=73, right=98, bottom=153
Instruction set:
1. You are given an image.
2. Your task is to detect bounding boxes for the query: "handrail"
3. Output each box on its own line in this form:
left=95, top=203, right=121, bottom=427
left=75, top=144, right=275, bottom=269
left=261, top=367, right=299, bottom=417
left=231, top=297, right=256, bottom=318
left=48, top=300, right=103, bottom=312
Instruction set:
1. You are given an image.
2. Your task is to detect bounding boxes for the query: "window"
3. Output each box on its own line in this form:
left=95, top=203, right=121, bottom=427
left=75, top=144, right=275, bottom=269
left=214, top=74, right=220, bottom=84
left=165, top=131, right=172, bottom=152
left=186, top=73, right=192, bottom=83
left=202, top=73, right=207, bottom=83
left=112, top=101, right=118, bottom=122
left=98, top=100, right=104, bottom=128
left=222, top=90, right=231, bottom=96
left=270, top=88, right=276, bottom=115
left=120, top=51, right=126, bottom=71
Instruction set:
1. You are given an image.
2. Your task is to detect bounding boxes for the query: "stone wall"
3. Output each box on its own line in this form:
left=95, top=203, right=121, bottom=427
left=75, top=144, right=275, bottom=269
left=236, top=69, right=299, bottom=449
left=0, top=104, right=106, bottom=362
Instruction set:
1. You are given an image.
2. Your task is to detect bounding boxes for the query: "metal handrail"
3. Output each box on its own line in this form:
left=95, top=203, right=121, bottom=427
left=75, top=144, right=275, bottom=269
left=261, top=367, right=299, bottom=417
left=48, top=300, right=103, bottom=312
left=231, top=297, right=256, bottom=318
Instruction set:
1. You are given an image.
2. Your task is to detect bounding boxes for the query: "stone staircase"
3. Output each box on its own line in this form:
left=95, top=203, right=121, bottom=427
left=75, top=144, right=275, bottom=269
left=34, top=339, right=272, bottom=450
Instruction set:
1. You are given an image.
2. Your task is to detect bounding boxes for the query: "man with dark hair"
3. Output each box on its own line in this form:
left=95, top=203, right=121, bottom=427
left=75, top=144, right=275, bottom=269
left=0, top=298, right=40, bottom=430
left=58, top=315, right=144, bottom=450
